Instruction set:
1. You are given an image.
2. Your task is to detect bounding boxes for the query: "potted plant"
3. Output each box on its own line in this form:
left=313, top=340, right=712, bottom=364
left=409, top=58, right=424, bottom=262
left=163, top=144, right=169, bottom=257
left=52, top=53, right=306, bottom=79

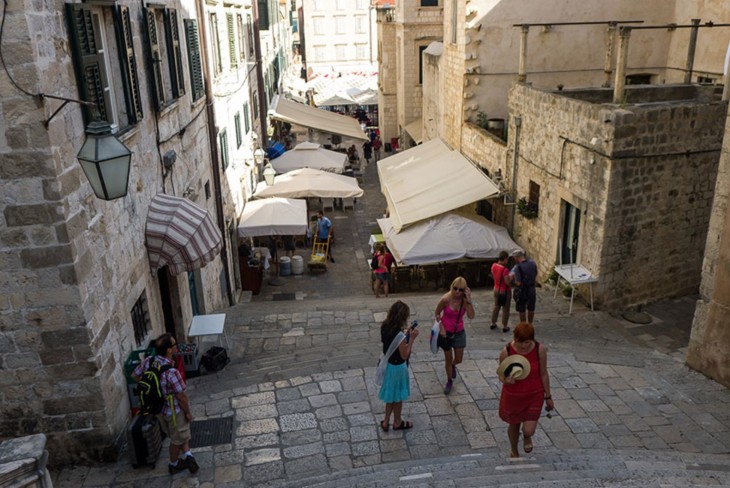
left=562, top=284, right=573, bottom=298
left=547, top=269, right=559, bottom=287
left=516, top=197, right=539, bottom=219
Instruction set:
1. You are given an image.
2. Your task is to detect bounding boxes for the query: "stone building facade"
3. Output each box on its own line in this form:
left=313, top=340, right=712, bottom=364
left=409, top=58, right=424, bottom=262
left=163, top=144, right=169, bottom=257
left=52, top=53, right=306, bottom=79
left=0, top=0, right=234, bottom=463
left=375, top=1, right=398, bottom=144
left=688, top=95, right=730, bottom=388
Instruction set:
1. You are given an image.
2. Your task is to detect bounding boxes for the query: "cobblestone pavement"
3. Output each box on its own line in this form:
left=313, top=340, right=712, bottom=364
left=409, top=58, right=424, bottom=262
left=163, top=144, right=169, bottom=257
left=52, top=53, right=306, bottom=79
left=52, top=146, right=730, bottom=487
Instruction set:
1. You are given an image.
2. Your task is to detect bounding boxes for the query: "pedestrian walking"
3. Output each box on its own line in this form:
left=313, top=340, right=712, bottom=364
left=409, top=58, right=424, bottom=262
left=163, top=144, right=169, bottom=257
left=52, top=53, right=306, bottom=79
left=497, top=322, right=554, bottom=458
left=378, top=300, right=419, bottom=431
left=491, top=250, right=511, bottom=332
left=373, top=243, right=395, bottom=298
left=315, top=210, right=334, bottom=262
left=362, top=140, right=372, bottom=163
left=372, top=135, right=382, bottom=161
left=435, top=276, right=475, bottom=394
left=132, top=334, right=199, bottom=474
left=508, top=250, right=538, bottom=324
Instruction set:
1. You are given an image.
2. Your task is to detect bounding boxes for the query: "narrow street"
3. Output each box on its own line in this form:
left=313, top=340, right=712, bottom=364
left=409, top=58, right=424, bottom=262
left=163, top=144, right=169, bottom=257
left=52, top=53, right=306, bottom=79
left=52, top=147, right=730, bottom=487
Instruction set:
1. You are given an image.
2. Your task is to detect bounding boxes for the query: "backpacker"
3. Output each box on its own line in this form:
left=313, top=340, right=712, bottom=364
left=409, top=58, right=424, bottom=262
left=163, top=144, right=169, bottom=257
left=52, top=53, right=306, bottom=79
left=138, top=360, right=172, bottom=415
left=370, top=254, right=379, bottom=270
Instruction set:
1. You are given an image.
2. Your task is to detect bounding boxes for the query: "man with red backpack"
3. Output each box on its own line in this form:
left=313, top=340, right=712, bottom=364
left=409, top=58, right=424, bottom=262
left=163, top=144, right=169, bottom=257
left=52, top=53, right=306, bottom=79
left=132, top=333, right=199, bottom=475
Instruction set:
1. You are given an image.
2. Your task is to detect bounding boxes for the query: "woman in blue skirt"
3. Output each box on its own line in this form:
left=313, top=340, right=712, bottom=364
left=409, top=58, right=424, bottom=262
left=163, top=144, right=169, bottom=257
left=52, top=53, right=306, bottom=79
left=379, top=301, right=420, bottom=431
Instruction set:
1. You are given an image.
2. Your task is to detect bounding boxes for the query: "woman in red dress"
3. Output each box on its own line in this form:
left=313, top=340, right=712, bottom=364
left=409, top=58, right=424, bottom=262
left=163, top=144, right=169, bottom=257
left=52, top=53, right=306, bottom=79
left=498, top=322, right=554, bottom=457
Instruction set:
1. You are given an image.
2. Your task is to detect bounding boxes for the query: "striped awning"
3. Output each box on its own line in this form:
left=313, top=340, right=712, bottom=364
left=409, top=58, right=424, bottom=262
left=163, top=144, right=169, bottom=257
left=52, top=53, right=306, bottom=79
left=145, top=194, right=222, bottom=276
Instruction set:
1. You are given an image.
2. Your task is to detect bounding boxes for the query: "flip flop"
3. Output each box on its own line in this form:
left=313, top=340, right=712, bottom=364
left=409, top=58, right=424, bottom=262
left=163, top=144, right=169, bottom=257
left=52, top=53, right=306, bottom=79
left=524, top=436, right=533, bottom=453
left=380, top=420, right=389, bottom=432
left=393, top=420, right=413, bottom=430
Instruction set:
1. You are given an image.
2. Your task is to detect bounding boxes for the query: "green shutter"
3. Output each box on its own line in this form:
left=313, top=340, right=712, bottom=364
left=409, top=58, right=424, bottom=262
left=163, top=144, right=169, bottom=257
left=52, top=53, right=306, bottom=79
left=258, top=0, right=270, bottom=30
left=113, top=5, right=143, bottom=123
left=145, top=8, right=165, bottom=110
left=237, top=14, right=246, bottom=63
left=227, top=13, right=237, bottom=68
left=65, top=3, right=108, bottom=124
left=243, top=103, right=250, bottom=133
left=184, top=19, right=204, bottom=102
left=234, top=113, right=241, bottom=148
left=220, top=130, right=229, bottom=170
left=165, top=8, right=186, bottom=98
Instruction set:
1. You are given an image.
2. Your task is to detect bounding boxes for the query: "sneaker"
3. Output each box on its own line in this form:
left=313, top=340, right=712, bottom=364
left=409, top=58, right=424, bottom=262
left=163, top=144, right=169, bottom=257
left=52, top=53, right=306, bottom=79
left=185, top=455, right=200, bottom=474
left=490, top=323, right=498, bottom=330
left=443, top=380, right=453, bottom=395
left=451, top=365, right=457, bottom=379
left=502, top=326, right=511, bottom=333
left=169, top=458, right=188, bottom=475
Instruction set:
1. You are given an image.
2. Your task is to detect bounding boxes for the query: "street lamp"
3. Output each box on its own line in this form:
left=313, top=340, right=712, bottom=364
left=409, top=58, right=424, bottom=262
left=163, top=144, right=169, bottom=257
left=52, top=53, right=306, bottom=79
left=253, top=148, right=266, bottom=167
left=263, top=162, right=276, bottom=186
left=76, top=120, right=133, bottom=200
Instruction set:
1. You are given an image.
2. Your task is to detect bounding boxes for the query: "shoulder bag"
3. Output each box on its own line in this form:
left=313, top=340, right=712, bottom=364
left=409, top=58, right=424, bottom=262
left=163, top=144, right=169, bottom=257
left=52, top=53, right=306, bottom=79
left=375, top=331, right=406, bottom=386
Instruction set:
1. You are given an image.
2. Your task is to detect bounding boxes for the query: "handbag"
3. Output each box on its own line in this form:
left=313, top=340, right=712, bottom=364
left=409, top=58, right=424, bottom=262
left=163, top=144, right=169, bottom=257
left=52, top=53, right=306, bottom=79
left=429, top=320, right=440, bottom=354
left=497, top=292, right=508, bottom=307
left=375, top=331, right=406, bottom=386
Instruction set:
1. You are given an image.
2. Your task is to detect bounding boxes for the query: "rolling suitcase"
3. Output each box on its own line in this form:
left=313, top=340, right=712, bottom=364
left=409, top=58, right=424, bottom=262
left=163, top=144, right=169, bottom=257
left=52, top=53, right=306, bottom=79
left=127, top=413, right=162, bottom=468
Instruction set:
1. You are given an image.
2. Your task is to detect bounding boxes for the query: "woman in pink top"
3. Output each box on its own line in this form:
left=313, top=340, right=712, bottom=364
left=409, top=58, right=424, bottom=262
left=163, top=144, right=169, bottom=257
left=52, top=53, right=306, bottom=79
left=435, top=276, right=475, bottom=395
left=373, top=244, right=396, bottom=298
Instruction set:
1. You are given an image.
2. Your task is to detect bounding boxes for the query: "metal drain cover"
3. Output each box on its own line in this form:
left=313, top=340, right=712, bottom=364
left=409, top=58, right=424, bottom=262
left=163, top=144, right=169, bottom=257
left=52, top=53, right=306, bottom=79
left=189, top=417, right=234, bottom=448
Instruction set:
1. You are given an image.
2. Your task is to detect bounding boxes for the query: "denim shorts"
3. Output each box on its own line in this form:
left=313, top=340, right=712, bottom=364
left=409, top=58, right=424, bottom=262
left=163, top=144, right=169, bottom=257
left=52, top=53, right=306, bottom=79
left=437, top=329, right=466, bottom=351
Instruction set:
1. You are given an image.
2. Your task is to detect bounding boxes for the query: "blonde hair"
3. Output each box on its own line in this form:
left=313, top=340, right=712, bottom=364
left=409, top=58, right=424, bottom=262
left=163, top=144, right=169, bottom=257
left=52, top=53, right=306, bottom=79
left=451, top=276, right=467, bottom=290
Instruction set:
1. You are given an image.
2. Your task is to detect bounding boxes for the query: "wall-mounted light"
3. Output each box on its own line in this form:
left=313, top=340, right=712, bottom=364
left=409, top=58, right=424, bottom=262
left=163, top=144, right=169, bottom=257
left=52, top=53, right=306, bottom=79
left=253, top=148, right=266, bottom=167
left=76, top=120, right=133, bottom=200
left=263, top=162, right=276, bottom=186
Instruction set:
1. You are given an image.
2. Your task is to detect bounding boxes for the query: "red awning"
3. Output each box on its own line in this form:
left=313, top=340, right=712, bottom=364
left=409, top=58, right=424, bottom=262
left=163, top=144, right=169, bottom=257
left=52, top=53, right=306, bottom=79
left=145, top=194, right=222, bottom=275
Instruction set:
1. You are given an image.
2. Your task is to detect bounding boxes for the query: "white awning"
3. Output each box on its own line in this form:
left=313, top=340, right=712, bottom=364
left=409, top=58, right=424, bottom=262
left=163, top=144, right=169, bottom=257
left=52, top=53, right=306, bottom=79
left=269, top=95, right=368, bottom=141
left=270, top=141, right=348, bottom=174
left=377, top=138, right=500, bottom=233
left=403, top=118, right=423, bottom=144
left=377, top=212, right=522, bottom=265
left=237, top=198, right=308, bottom=237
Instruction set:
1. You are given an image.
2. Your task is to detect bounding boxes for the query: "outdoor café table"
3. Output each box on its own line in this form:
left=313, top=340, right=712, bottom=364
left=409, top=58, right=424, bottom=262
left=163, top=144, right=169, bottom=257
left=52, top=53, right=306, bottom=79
left=553, top=264, right=598, bottom=314
left=188, top=313, right=229, bottom=348
left=368, top=233, right=385, bottom=254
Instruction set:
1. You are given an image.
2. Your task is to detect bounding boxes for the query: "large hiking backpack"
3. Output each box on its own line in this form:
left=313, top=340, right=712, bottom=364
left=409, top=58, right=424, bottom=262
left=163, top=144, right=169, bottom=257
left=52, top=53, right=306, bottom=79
left=138, top=360, right=172, bottom=415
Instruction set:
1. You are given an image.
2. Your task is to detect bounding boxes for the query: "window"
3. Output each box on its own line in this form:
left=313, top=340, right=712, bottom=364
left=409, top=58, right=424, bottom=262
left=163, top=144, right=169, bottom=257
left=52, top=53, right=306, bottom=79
left=697, top=75, right=716, bottom=84
left=243, top=102, right=251, bottom=133
left=226, top=13, right=237, bottom=69
left=421, top=0, right=438, bottom=5
left=355, top=0, right=367, bottom=9
left=335, top=44, right=347, bottom=61
left=145, top=7, right=185, bottom=111
left=451, top=0, right=457, bottom=44
left=184, top=19, right=205, bottom=102
left=66, top=3, right=143, bottom=129
left=335, top=16, right=347, bottom=35
left=314, top=45, right=326, bottom=61
left=626, top=73, right=653, bottom=85
left=130, top=292, right=151, bottom=346
left=355, top=43, right=368, bottom=60
left=209, top=13, right=222, bottom=76
left=219, top=130, right=229, bottom=170
left=355, top=15, right=367, bottom=34
left=313, top=0, right=326, bottom=11
left=529, top=180, right=540, bottom=209
left=418, top=45, right=427, bottom=84
left=252, top=90, right=259, bottom=120
left=313, top=17, right=325, bottom=35
left=336, top=0, right=348, bottom=10
left=236, top=14, right=246, bottom=64
left=234, top=112, right=242, bottom=148
left=258, top=0, right=270, bottom=30
left=246, top=14, right=254, bottom=58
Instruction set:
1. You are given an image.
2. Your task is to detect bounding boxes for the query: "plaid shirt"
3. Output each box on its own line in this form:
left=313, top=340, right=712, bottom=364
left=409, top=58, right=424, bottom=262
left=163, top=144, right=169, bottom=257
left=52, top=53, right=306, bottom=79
left=133, top=355, right=186, bottom=417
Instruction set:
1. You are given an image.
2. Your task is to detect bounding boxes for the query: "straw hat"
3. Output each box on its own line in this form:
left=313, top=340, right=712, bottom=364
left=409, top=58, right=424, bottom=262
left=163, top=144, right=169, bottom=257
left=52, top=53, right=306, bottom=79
left=497, top=354, right=531, bottom=382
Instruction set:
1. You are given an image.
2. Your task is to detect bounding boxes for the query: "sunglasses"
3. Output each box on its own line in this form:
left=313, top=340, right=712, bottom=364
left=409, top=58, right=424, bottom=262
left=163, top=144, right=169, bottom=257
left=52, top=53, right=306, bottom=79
left=453, top=287, right=465, bottom=292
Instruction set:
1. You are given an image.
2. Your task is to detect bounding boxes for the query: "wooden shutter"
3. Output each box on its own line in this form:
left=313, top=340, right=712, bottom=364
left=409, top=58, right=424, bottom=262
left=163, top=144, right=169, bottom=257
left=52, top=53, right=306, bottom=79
left=144, top=8, right=165, bottom=110
left=184, top=19, right=204, bottom=102
left=113, top=5, right=143, bottom=123
left=65, top=3, right=108, bottom=124
left=258, top=0, right=270, bottom=31
left=237, top=14, right=246, bottom=63
left=227, top=13, right=237, bottom=68
left=165, top=8, right=185, bottom=98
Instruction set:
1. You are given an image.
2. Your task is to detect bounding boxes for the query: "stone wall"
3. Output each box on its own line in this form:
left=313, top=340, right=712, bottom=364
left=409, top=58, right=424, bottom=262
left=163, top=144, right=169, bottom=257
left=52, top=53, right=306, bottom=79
left=507, top=83, right=725, bottom=308
left=377, top=10, right=398, bottom=143
left=687, top=101, right=730, bottom=387
left=1, top=2, right=227, bottom=464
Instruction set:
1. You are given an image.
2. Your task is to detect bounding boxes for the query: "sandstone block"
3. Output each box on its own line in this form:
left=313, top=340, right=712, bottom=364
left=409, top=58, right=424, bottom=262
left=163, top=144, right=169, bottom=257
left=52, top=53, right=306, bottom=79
left=4, top=203, right=62, bottom=226
left=39, top=348, right=70, bottom=366
left=41, top=327, right=89, bottom=348
left=4, top=352, right=41, bottom=369
left=0, top=151, right=55, bottom=179
left=0, top=228, right=30, bottom=248
left=42, top=179, right=62, bottom=201
left=24, top=306, right=68, bottom=328
left=45, top=361, right=97, bottom=381
left=43, top=394, right=102, bottom=415
left=20, top=244, right=73, bottom=269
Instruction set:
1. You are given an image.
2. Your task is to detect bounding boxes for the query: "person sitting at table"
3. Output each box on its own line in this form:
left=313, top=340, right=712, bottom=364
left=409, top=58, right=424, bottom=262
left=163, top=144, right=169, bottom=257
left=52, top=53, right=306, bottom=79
left=373, top=243, right=395, bottom=298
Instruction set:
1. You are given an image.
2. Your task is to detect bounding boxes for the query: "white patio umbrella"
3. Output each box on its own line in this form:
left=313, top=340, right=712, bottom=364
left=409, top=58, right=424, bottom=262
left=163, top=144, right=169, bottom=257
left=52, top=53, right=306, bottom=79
left=270, top=142, right=347, bottom=174
left=253, top=167, right=364, bottom=199
left=237, top=198, right=308, bottom=237
left=377, top=211, right=522, bottom=265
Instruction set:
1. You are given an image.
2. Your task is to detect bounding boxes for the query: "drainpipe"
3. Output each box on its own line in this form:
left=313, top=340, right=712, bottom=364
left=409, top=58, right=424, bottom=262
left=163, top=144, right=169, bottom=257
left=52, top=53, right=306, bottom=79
left=724, top=62, right=730, bottom=101
left=684, top=19, right=701, bottom=84
left=602, top=22, right=617, bottom=87
left=252, top=0, right=269, bottom=147
left=612, top=26, right=631, bottom=104
left=509, top=115, right=522, bottom=233
left=196, top=0, right=234, bottom=306
left=517, top=25, right=529, bottom=83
